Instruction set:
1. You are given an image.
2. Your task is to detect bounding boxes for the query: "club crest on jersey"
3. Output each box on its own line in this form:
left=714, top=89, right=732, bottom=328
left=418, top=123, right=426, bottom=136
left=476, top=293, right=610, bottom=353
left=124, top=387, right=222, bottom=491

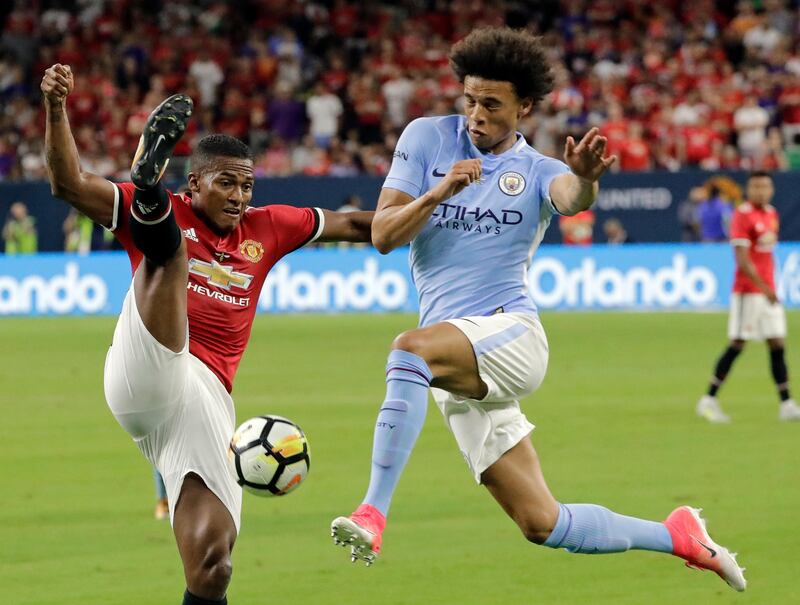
left=188, top=258, right=253, bottom=290
left=498, top=171, right=526, bottom=196
left=239, top=239, right=264, bottom=263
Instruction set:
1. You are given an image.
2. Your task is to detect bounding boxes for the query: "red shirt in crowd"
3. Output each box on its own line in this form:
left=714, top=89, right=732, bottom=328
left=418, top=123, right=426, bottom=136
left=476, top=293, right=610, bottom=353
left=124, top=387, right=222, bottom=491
left=559, top=209, right=595, bottom=245
left=619, top=137, right=651, bottom=171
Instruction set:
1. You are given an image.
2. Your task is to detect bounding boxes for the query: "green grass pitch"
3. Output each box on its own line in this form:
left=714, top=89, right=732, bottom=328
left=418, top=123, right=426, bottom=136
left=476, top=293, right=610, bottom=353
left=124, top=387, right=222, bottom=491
left=2, top=312, right=798, bottom=604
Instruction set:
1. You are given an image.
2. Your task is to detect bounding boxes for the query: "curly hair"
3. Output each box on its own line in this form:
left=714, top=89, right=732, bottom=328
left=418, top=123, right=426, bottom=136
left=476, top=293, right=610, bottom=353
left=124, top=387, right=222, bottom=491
left=190, top=134, right=253, bottom=173
left=449, top=27, right=554, bottom=103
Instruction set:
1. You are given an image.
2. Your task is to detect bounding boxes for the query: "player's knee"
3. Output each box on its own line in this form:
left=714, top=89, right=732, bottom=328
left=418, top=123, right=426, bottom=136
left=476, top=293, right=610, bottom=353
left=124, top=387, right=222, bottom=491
left=730, top=339, right=746, bottom=351
left=520, top=523, right=553, bottom=545
left=391, top=330, right=429, bottom=358
left=188, top=545, right=232, bottom=597
left=516, top=510, right=559, bottom=545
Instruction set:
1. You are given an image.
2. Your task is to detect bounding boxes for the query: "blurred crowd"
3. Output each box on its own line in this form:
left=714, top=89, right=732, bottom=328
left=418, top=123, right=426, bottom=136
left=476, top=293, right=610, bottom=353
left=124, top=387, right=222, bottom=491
left=2, top=0, right=800, bottom=183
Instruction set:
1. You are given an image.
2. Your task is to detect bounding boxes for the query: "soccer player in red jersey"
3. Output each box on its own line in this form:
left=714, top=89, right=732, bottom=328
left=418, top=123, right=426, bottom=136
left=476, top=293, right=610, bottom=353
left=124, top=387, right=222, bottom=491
left=42, top=64, right=372, bottom=605
left=698, top=171, right=800, bottom=423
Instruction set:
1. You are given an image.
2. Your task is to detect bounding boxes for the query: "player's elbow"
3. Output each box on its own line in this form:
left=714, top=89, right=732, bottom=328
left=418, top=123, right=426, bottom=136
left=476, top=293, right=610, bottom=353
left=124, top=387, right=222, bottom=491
left=371, top=231, right=395, bottom=254
left=49, top=180, right=74, bottom=202
left=48, top=174, right=80, bottom=202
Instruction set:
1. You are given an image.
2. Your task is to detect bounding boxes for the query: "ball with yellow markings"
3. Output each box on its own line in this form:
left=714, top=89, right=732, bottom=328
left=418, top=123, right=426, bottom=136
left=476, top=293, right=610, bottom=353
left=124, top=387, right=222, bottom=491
left=228, top=415, right=310, bottom=496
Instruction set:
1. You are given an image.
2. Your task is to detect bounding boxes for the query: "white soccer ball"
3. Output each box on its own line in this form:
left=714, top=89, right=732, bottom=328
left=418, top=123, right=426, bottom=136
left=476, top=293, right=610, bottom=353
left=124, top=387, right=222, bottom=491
left=228, top=415, right=310, bottom=497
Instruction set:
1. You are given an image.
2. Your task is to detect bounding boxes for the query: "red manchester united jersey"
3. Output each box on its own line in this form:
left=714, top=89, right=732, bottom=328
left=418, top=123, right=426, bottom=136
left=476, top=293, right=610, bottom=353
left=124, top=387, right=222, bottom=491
left=111, top=182, right=324, bottom=392
left=729, top=201, right=779, bottom=294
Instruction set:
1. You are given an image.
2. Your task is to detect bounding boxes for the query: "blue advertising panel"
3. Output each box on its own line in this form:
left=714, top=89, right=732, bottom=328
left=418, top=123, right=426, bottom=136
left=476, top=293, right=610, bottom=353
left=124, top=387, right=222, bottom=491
left=2, top=244, right=800, bottom=316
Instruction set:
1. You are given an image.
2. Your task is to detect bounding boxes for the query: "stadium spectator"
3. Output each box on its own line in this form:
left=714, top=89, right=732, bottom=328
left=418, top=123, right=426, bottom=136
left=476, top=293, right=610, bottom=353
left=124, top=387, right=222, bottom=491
left=4, top=1, right=800, bottom=179
left=306, top=82, right=343, bottom=148
left=559, top=209, right=595, bottom=245
left=603, top=218, right=634, bottom=245
left=268, top=81, right=305, bottom=142
left=677, top=186, right=706, bottom=242
left=679, top=121, right=721, bottom=167
left=697, top=186, right=733, bottom=242
left=63, top=209, right=93, bottom=253
left=188, top=48, right=224, bottom=108
left=618, top=122, right=652, bottom=172
left=329, top=146, right=360, bottom=177
left=778, top=74, right=800, bottom=146
left=599, top=103, right=630, bottom=164
left=754, top=127, right=789, bottom=171
left=2, top=201, right=37, bottom=254
left=742, top=13, right=783, bottom=59
left=673, top=91, right=709, bottom=128
left=63, top=208, right=114, bottom=253
left=381, top=66, right=415, bottom=128
left=253, top=136, right=292, bottom=177
left=734, top=95, right=769, bottom=158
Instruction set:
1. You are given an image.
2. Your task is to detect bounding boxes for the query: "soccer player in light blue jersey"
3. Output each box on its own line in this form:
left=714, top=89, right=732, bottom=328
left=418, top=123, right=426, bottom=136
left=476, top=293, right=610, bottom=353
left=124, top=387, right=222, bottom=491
left=330, top=27, right=745, bottom=591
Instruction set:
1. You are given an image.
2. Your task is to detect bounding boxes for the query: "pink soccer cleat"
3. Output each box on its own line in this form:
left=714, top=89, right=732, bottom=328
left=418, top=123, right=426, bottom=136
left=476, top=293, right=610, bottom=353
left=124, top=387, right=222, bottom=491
left=664, top=506, right=746, bottom=592
left=330, top=504, right=386, bottom=566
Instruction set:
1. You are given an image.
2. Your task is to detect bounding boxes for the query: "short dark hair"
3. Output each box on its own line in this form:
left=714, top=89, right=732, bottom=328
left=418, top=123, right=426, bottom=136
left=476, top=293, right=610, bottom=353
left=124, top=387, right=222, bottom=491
left=748, top=170, right=772, bottom=181
left=449, top=27, right=554, bottom=103
left=190, top=134, right=253, bottom=173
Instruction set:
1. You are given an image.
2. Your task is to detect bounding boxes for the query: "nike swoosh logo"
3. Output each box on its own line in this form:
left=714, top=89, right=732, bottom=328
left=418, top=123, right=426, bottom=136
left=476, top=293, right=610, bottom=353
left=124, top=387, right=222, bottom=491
left=693, top=536, right=717, bottom=558
left=153, top=134, right=166, bottom=154
left=432, top=168, right=446, bottom=177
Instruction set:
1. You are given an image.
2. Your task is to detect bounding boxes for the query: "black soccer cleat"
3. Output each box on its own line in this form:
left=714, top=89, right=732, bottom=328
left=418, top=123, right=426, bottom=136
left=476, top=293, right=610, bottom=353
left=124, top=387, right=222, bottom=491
left=130, top=93, right=193, bottom=190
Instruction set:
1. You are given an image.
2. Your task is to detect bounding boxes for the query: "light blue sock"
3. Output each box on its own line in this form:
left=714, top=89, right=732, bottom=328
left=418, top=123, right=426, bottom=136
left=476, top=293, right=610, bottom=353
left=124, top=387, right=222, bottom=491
left=362, top=349, right=432, bottom=516
left=154, top=469, right=167, bottom=500
left=543, top=503, right=673, bottom=554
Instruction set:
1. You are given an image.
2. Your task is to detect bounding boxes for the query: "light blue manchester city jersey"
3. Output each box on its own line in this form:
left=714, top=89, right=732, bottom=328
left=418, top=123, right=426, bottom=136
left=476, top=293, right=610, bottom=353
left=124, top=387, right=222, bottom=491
left=383, top=115, right=570, bottom=326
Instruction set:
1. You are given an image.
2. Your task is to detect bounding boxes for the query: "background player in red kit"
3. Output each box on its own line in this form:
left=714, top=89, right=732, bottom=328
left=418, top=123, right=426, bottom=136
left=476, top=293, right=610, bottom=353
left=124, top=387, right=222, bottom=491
left=697, top=171, right=800, bottom=424
left=42, top=63, right=372, bottom=605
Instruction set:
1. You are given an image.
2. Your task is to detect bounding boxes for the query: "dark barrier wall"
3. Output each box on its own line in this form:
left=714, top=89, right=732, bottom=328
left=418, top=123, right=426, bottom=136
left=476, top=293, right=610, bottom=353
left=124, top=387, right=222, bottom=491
left=2, top=171, right=799, bottom=251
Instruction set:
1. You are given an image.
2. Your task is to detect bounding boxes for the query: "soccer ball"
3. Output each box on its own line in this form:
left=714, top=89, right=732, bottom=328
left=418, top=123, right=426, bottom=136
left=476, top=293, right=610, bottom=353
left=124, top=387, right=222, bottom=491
left=228, top=415, right=310, bottom=497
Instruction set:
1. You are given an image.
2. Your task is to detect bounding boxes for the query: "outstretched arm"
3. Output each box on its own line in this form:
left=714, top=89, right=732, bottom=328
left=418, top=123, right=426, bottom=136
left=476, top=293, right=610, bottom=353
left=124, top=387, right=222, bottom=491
left=42, top=64, right=116, bottom=227
left=316, top=209, right=374, bottom=243
left=549, top=127, right=616, bottom=216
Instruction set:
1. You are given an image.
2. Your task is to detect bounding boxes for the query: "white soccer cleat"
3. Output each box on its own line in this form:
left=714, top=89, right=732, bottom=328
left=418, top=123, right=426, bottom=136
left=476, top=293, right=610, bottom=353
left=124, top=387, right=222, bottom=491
left=779, top=399, right=800, bottom=422
left=665, top=506, right=746, bottom=592
left=696, top=395, right=731, bottom=423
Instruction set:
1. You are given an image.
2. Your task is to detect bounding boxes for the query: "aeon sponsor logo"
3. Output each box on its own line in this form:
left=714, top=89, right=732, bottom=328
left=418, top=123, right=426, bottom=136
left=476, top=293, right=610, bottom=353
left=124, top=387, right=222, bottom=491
left=529, top=254, right=717, bottom=308
left=0, top=262, right=108, bottom=314
left=259, top=258, right=409, bottom=311
left=777, top=252, right=800, bottom=305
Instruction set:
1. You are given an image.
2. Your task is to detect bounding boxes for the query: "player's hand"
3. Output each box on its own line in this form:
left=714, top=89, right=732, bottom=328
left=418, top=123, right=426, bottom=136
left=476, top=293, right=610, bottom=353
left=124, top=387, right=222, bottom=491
left=766, top=289, right=779, bottom=305
left=564, top=127, right=616, bottom=182
left=41, top=64, right=74, bottom=105
left=429, top=159, right=482, bottom=203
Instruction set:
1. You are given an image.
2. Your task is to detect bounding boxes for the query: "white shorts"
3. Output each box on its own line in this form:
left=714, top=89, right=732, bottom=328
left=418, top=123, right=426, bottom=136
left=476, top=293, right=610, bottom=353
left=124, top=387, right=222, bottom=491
left=104, top=287, right=242, bottom=532
left=432, top=312, right=549, bottom=483
left=728, top=293, right=787, bottom=341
